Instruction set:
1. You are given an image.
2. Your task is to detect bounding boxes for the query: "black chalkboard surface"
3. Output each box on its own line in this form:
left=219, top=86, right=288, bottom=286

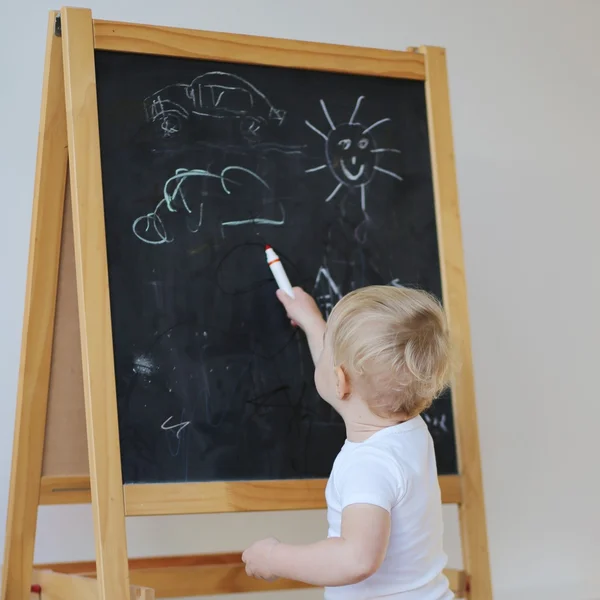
left=94, top=49, right=457, bottom=484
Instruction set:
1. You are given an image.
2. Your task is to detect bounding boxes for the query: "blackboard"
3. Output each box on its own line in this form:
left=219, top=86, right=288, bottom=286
left=94, top=49, right=458, bottom=484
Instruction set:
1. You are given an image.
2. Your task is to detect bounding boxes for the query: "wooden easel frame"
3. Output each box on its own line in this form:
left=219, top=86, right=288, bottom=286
left=2, top=7, right=492, bottom=600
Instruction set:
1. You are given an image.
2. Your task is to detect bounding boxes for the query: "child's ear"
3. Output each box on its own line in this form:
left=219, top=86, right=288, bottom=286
left=335, top=366, right=352, bottom=400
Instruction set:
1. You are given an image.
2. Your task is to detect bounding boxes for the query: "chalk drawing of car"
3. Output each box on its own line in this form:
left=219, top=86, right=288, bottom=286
left=144, top=72, right=286, bottom=141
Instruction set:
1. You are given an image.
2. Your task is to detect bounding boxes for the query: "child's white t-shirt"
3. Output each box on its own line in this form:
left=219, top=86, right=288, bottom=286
left=324, top=415, right=454, bottom=600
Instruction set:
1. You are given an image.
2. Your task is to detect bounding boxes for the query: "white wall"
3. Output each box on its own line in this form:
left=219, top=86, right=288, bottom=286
left=1, top=1, right=599, bottom=599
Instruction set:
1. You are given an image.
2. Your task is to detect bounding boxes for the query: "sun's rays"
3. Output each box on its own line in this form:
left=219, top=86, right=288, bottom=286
left=371, top=148, right=402, bottom=154
left=349, top=96, right=364, bottom=125
left=326, top=183, right=343, bottom=203
left=305, top=164, right=328, bottom=173
left=305, top=119, right=328, bottom=140
left=362, top=118, right=391, bottom=134
left=374, top=166, right=403, bottom=182
left=320, top=99, right=336, bottom=130
left=305, top=96, right=403, bottom=216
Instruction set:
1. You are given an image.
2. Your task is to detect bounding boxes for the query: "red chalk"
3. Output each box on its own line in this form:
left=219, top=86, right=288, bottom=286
left=31, top=584, right=42, bottom=594
left=265, top=244, right=271, bottom=250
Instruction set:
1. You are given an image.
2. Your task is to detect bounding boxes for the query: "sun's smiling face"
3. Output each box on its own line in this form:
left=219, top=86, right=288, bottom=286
left=305, top=96, right=402, bottom=208
left=326, top=124, right=376, bottom=187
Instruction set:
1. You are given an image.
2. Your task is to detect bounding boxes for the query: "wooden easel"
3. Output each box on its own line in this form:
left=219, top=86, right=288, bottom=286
left=1, top=7, right=492, bottom=599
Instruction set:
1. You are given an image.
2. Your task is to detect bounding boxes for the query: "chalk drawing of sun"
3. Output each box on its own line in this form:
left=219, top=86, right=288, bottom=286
left=305, top=96, right=402, bottom=211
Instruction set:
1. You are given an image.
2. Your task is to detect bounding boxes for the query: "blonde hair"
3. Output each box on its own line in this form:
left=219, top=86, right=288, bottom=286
left=327, top=285, right=452, bottom=419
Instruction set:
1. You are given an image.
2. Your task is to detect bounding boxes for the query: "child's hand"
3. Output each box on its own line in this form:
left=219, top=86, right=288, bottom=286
left=242, top=537, right=280, bottom=581
left=276, top=287, right=324, bottom=333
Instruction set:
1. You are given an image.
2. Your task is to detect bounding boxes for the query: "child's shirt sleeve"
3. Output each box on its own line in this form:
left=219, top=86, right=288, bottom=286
left=335, top=446, right=406, bottom=513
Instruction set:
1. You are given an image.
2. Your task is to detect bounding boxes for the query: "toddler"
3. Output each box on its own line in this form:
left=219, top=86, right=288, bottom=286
left=242, top=284, right=454, bottom=599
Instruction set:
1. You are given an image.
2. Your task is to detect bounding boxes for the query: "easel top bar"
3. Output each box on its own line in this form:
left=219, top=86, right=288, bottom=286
left=91, top=18, right=426, bottom=80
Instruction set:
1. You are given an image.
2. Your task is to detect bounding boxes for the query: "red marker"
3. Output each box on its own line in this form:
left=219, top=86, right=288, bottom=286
left=265, top=245, right=295, bottom=298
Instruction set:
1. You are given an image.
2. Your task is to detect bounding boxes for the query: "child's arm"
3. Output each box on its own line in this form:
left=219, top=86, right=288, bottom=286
left=242, top=503, right=391, bottom=586
left=276, top=287, right=326, bottom=363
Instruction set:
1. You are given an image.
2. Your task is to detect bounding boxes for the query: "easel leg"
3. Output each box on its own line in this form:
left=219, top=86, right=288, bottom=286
left=1, top=11, right=68, bottom=600
left=420, top=45, right=494, bottom=599
left=60, top=8, right=131, bottom=599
